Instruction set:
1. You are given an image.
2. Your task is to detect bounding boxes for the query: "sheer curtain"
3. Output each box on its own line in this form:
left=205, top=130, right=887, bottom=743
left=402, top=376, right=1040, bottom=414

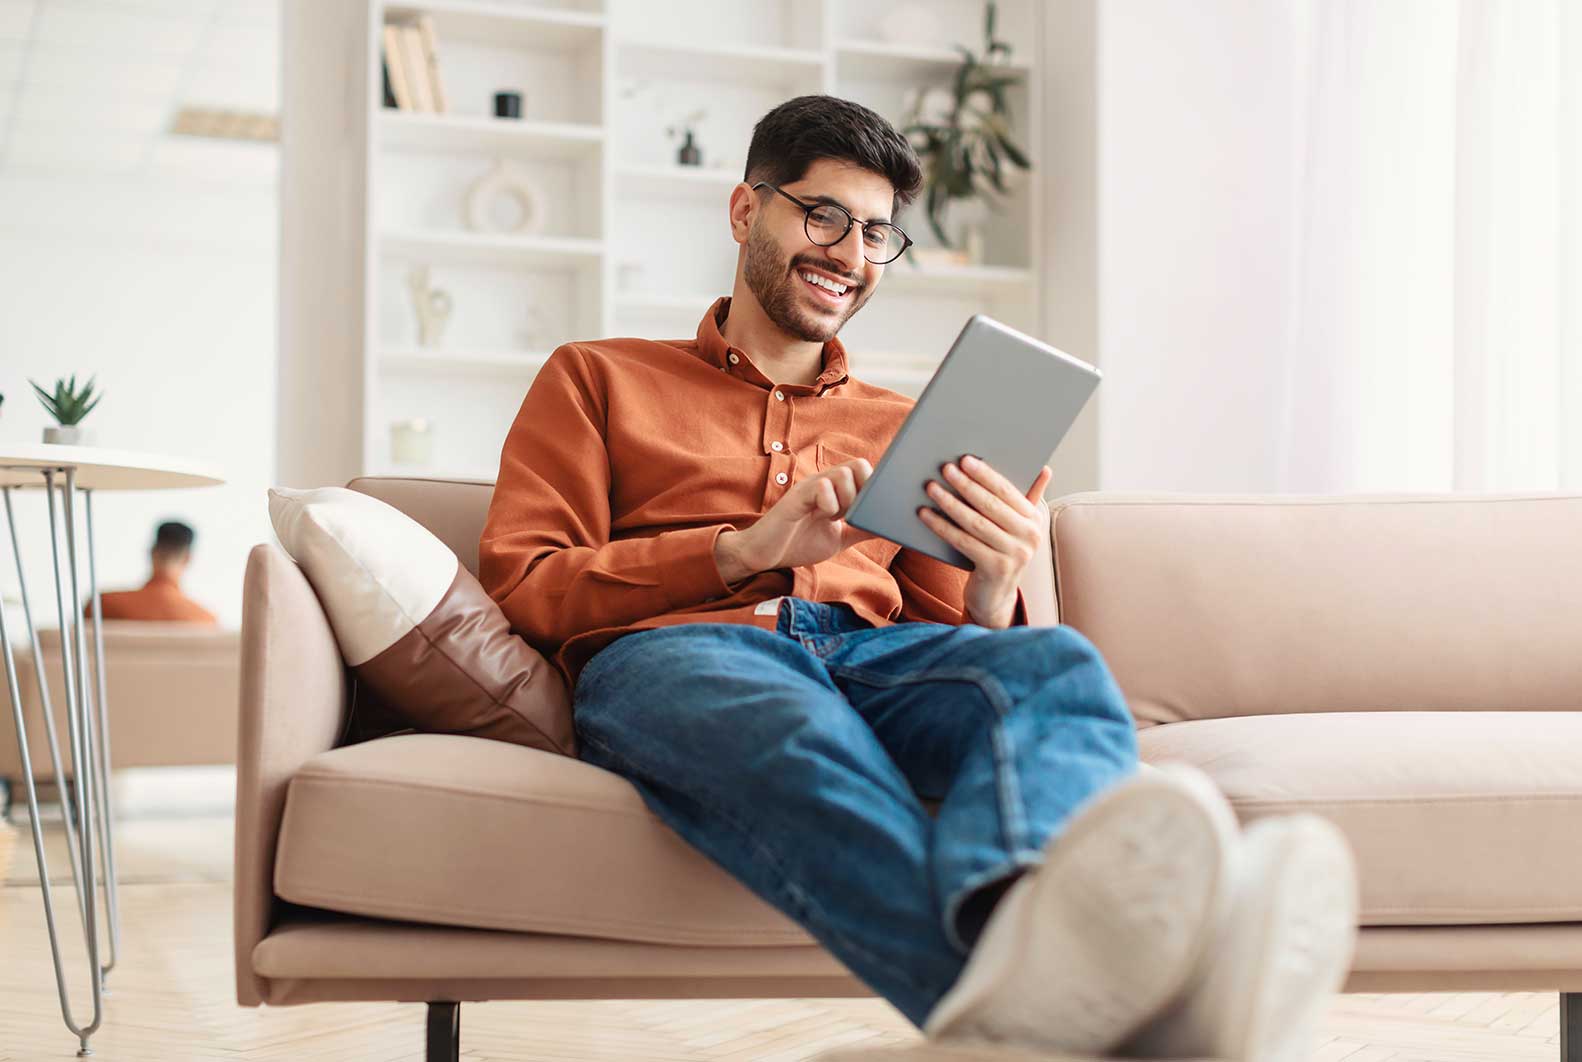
left=1277, top=0, right=1581, bottom=492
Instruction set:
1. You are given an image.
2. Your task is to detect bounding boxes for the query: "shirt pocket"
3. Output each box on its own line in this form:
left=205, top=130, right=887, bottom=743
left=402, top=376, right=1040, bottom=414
left=815, top=442, right=902, bottom=570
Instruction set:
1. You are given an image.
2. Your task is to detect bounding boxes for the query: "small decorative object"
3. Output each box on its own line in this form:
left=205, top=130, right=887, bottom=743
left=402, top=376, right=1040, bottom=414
left=666, top=109, right=706, bottom=167
left=464, top=158, right=545, bottom=235
left=390, top=418, right=434, bottom=466
left=901, top=1, right=1031, bottom=250
left=31, top=373, right=101, bottom=446
left=878, top=4, right=944, bottom=47
left=493, top=90, right=522, bottom=119
left=406, top=265, right=454, bottom=348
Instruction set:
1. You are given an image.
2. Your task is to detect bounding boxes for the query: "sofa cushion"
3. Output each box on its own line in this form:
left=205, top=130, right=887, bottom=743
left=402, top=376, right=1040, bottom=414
left=1050, top=493, right=1582, bottom=726
left=267, top=486, right=574, bottom=756
left=1140, top=710, right=1582, bottom=926
left=273, top=733, right=814, bottom=946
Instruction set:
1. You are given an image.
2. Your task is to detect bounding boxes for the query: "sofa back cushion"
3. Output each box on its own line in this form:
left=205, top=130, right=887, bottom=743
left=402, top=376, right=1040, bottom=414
left=1050, top=492, right=1582, bottom=726
left=346, top=476, right=493, bottom=576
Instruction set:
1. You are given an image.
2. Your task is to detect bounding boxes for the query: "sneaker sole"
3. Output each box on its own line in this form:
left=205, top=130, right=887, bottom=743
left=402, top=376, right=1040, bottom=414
left=922, top=765, right=1237, bottom=1054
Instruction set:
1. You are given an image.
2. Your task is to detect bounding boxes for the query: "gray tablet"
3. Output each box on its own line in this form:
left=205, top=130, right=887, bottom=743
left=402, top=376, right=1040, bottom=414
left=844, top=314, right=1101, bottom=570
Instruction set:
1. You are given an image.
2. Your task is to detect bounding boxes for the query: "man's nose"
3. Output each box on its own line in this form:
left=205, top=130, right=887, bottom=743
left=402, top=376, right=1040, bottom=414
left=823, top=225, right=865, bottom=275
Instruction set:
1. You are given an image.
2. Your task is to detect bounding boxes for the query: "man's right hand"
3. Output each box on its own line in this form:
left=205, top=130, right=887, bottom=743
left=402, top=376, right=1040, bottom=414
left=715, top=458, right=882, bottom=585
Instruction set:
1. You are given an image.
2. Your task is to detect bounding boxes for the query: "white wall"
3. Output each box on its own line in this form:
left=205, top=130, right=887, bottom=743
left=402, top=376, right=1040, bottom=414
left=1095, top=0, right=1302, bottom=491
left=0, top=172, right=278, bottom=632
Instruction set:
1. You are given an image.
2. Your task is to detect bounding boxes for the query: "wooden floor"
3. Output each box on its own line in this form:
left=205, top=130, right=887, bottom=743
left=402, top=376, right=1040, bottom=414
left=0, top=795, right=1568, bottom=1062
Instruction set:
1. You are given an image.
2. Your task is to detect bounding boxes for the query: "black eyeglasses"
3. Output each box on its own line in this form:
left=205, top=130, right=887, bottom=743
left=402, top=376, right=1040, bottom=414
left=752, top=181, right=914, bottom=265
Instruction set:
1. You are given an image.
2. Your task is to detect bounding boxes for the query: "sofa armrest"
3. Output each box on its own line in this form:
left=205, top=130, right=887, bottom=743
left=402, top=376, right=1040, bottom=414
left=234, top=542, right=349, bottom=1007
left=1018, top=498, right=1059, bottom=627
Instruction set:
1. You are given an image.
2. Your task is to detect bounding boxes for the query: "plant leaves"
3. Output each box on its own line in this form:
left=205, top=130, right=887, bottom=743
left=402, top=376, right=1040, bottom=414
left=996, top=132, right=1030, bottom=168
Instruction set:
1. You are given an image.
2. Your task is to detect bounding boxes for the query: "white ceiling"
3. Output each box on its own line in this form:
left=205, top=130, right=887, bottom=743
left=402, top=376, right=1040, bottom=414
left=0, top=0, right=279, bottom=182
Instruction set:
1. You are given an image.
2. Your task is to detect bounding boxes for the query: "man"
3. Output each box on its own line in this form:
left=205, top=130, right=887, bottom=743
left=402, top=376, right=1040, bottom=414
left=86, top=520, right=217, bottom=625
left=479, top=95, right=1358, bottom=1059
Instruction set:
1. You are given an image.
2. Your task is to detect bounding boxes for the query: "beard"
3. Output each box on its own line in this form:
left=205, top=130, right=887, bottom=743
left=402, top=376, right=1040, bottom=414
left=742, top=221, right=869, bottom=343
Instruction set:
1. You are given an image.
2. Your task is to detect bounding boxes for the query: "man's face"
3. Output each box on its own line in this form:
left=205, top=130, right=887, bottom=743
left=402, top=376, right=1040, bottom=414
left=740, top=158, right=895, bottom=343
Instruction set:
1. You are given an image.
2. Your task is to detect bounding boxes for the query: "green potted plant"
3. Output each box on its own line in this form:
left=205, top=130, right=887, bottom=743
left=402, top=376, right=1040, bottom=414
left=31, top=374, right=102, bottom=446
left=900, top=1, right=1032, bottom=261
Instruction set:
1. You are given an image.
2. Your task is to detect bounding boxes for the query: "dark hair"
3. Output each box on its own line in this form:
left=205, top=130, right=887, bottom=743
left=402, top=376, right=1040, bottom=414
left=153, top=520, right=195, bottom=555
left=744, top=95, right=923, bottom=214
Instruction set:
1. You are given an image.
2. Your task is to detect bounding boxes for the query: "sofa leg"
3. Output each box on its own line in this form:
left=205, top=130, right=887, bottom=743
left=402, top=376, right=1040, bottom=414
left=426, top=1001, right=459, bottom=1062
left=1564, top=993, right=1580, bottom=1062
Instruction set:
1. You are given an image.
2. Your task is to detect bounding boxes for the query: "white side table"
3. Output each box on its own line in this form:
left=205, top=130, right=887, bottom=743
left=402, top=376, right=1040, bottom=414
left=0, top=443, right=224, bottom=1057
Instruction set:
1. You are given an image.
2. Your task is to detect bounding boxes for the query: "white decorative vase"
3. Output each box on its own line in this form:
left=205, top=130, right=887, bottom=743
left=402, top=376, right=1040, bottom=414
left=43, top=425, right=87, bottom=445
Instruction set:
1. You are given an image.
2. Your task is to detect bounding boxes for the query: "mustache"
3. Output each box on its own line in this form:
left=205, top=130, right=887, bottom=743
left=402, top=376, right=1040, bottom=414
left=792, top=259, right=862, bottom=289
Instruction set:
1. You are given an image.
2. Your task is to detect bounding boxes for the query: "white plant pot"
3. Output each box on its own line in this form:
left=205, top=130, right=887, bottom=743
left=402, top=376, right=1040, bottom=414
left=43, top=425, right=87, bottom=446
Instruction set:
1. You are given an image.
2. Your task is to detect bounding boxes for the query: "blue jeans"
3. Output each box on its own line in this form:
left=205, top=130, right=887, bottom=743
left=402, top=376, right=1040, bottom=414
left=572, top=596, right=1140, bottom=1028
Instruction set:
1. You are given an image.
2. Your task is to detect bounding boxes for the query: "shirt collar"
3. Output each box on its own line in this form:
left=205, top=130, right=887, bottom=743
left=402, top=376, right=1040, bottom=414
left=696, top=295, right=850, bottom=391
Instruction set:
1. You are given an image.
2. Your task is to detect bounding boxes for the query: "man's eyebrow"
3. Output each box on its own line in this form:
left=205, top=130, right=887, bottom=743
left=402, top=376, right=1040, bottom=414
left=803, top=192, right=892, bottom=226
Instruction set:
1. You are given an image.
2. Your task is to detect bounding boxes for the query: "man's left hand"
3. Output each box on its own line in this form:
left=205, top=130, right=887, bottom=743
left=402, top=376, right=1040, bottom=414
left=919, top=455, right=1053, bottom=629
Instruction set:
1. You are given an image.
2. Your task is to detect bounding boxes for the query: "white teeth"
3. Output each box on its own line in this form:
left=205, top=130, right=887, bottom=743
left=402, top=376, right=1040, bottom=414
left=800, top=270, right=848, bottom=295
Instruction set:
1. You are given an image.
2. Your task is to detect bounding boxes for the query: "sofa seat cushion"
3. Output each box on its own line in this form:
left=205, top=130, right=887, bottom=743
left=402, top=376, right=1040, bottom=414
left=273, top=733, right=815, bottom=946
left=1140, top=711, right=1582, bottom=926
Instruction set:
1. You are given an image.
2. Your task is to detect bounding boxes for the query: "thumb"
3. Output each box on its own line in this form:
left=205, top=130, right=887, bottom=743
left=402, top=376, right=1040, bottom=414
left=1026, top=465, right=1052, bottom=504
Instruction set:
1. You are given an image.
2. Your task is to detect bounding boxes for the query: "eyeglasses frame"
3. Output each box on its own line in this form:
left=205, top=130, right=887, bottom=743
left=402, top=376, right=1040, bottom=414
left=750, top=180, right=915, bottom=265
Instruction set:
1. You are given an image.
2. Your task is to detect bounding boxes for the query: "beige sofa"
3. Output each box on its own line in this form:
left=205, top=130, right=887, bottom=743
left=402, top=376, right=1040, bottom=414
left=2, top=621, right=239, bottom=811
left=236, top=477, right=1582, bottom=1062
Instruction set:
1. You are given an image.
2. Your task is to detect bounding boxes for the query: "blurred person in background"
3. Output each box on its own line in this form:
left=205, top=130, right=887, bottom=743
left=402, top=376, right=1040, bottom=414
left=84, top=520, right=216, bottom=625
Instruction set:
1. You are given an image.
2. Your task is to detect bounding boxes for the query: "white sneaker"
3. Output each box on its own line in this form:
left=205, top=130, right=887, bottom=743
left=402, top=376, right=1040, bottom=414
left=1120, top=813, right=1360, bottom=1062
left=920, top=764, right=1238, bottom=1055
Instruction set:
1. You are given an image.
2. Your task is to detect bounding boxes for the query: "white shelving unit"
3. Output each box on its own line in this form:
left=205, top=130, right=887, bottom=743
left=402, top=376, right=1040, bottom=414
left=361, top=0, right=1042, bottom=480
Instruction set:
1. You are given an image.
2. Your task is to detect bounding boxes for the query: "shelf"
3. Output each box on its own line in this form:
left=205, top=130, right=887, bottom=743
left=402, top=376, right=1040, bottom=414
left=381, top=348, right=553, bottom=375
left=386, top=2, right=605, bottom=50
left=613, top=164, right=741, bottom=205
left=834, top=39, right=1030, bottom=82
left=381, top=228, right=604, bottom=268
left=379, top=111, right=603, bottom=159
left=615, top=39, right=825, bottom=88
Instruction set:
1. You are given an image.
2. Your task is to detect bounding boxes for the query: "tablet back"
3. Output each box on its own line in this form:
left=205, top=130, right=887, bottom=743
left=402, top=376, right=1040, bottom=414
left=844, top=314, right=1101, bottom=570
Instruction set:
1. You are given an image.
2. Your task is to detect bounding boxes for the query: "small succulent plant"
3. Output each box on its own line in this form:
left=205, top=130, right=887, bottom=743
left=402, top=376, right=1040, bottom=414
left=30, top=374, right=102, bottom=426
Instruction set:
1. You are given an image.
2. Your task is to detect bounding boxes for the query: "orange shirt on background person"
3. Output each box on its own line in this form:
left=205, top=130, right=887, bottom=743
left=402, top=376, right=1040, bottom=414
left=84, top=571, right=218, bottom=625
left=477, top=295, right=1029, bottom=694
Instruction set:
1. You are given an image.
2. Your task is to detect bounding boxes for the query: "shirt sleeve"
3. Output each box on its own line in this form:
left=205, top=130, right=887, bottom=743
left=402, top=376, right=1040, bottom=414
left=477, top=343, right=741, bottom=655
left=891, top=548, right=1030, bottom=628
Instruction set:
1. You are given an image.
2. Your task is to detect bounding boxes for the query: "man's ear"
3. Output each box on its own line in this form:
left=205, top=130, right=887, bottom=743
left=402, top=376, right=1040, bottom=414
left=728, top=182, right=755, bottom=243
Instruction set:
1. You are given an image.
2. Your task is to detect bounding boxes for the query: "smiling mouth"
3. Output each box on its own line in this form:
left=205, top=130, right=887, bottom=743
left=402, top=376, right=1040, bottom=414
left=796, top=267, right=856, bottom=304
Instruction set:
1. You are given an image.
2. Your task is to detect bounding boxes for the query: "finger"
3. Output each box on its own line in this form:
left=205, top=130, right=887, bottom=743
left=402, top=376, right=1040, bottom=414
left=925, top=477, right=1020, bottom=556
left=846, top=457, right=873, bottom=488
left=917, top=505, right=990, bottom=565
left=816, top=477, right=838, bottom=514
left=1026, top=465, right=1052, bottom=505
left=830, top=466, right=858, bottom=512
left=958, top=456, right=1039, bottom=520
left=940, top=462, right=1028, bottom=533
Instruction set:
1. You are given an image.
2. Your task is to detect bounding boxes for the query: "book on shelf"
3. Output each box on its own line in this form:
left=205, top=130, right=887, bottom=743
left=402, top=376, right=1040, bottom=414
left=380, top=16, right=446, bottom=114
left=381, top=56, right=397, bottom=108
left=382, top=23, right=413, bottom=110
left=400, top=24, right=434, bottom=111
left=415, top=14, right=449, bottom=114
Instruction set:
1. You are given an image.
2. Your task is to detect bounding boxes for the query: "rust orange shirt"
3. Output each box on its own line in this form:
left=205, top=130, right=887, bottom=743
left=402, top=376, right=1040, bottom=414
left=84, top=572, right=217, bottom=625
left=479, top=296, right=1028, bottom=692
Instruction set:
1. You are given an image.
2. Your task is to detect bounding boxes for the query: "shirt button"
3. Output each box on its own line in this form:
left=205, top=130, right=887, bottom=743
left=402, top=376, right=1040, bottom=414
left=774, top=390, right=785, bottom=401
left=728, top=353, right=740, bottom=364
left=775, top=472, right=788, bottom=485
left=771, top=441, right=783, bottom=451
